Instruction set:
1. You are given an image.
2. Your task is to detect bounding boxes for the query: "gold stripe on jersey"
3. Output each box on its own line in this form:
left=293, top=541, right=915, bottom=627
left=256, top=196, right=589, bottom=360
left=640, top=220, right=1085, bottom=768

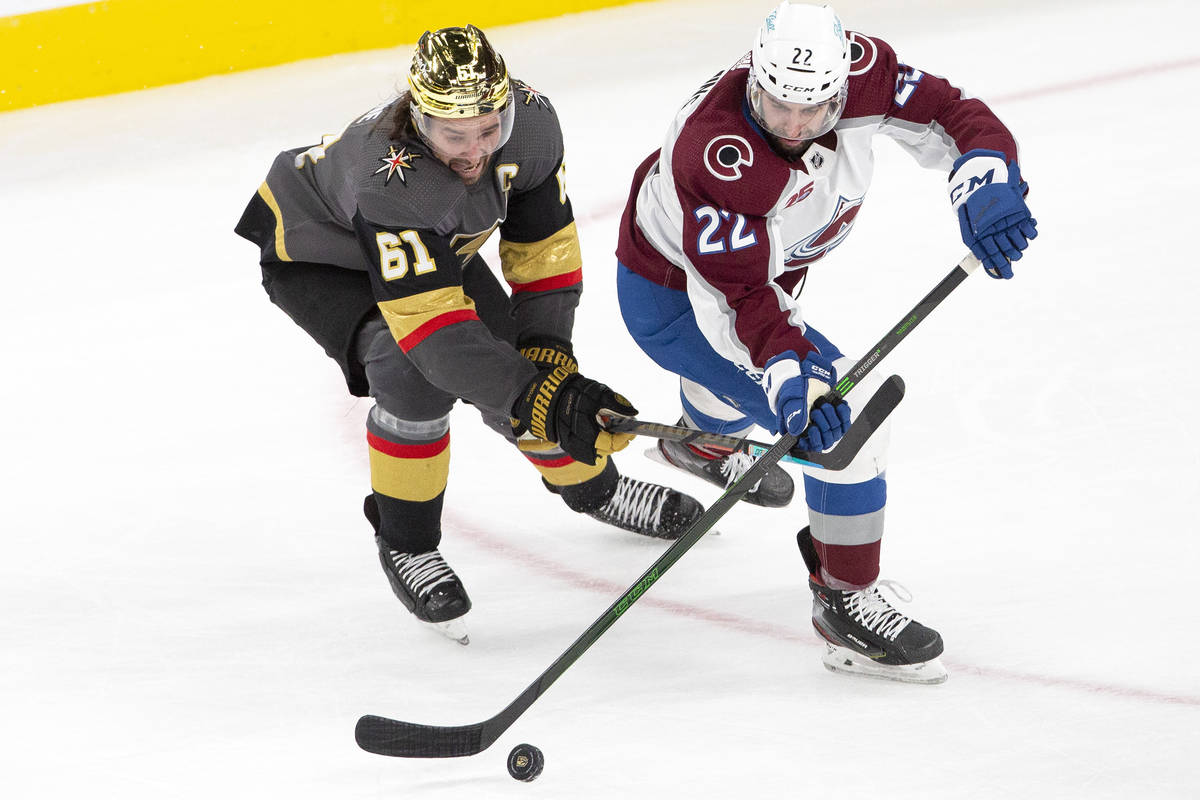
left=256, top=181, right=292, bottom=262
left=377, top=286, right=479, bottom=348
left=499, top=221, right=582, bottom=287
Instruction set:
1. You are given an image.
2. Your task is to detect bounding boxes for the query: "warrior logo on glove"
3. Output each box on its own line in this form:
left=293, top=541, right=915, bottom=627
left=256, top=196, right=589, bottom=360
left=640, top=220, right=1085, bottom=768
left=526, top=365, right=572, bottom=442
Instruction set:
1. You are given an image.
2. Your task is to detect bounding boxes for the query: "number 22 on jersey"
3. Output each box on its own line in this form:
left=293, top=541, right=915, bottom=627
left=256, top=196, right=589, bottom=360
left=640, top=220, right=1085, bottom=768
left=376, top=230, right=437, bottom=280
left=693, top=206, right=758, bottom=255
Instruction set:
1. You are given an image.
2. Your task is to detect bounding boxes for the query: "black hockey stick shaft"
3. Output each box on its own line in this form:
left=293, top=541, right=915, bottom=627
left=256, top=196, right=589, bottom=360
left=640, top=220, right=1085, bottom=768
left=355, top=253, right=982, bottom=759
left=604, top=417, right=849, bottom=469
left=605, top=253, right=982, bottom=461
left=828, top=252, right=981, bottom=400
left=353, top=379, right=902, bottom=759
left=357, top=429, right=801, bottom=759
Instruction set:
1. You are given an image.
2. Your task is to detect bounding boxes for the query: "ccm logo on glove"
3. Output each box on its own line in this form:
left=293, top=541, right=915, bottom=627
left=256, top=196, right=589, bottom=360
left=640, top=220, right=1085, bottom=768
left=948, top=148, right=1038, bottom=279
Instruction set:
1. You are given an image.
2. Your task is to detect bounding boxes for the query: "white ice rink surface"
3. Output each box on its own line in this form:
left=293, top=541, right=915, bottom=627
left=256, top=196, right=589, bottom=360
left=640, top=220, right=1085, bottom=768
left=3, top=0, right=1199, bottom=796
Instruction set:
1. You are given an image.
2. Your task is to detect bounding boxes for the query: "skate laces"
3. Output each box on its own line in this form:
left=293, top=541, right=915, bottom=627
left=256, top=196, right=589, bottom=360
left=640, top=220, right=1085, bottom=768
left=598, top=476, right=667, bottom=530
left=718, top=451, right=762, bottom=492
left=843, top=580, right=913, bottom=641
left=389, top=549, right=457, bottom=600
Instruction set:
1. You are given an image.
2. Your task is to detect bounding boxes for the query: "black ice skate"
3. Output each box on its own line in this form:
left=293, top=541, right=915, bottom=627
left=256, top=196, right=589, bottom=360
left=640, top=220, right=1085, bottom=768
left=364, top=494, right=471, bottom=645
left=651, top=436, right=794, bottom=508
left=586, top=475, right=705, bottom=539
left=799, top=527, right=947, bottom=684
left=375, top=539, right=472, bottom=645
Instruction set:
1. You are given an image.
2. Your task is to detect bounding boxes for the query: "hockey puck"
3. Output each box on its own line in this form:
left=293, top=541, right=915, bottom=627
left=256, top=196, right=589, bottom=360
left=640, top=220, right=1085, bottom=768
left=506, top=743, right=544, bottom=782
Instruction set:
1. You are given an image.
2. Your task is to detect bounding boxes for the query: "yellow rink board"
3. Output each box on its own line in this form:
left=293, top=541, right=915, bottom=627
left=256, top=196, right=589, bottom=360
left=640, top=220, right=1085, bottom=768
left=1, top=0, right=643, bottom=112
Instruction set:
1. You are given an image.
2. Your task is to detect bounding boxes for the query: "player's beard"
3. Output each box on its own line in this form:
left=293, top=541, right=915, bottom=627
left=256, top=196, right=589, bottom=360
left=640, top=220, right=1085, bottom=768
left=768, top=134, right=812, bottom=161
left=447, top=154, right=491, bottom=184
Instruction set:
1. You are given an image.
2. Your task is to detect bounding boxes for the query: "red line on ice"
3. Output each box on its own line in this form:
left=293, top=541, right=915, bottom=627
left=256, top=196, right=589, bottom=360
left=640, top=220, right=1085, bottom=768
left=448, top=513, right=1200, bottom=708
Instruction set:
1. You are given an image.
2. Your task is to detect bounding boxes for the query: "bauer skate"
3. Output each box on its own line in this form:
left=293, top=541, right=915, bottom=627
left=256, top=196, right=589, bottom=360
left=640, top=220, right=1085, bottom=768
left=651, top=436, right=794, bottom=508
left=586, top=474, right=704, bottom=539
left=799, top=527, right=947, bottom=684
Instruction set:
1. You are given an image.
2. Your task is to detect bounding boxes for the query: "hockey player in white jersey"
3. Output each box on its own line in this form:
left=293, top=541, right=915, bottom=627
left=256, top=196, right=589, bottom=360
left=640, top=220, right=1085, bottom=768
left=616, top=2, right=1037, bottom=682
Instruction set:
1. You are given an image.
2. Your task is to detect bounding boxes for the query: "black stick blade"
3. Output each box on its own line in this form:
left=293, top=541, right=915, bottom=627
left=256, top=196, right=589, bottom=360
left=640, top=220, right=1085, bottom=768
left=355, top=715, right=488, bottom=758
left=810, top=373, right=905, bottom=470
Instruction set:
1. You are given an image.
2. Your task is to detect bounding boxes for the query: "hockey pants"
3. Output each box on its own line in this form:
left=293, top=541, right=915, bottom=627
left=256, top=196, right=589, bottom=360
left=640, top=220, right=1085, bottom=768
left=616, top=263, right=890, bottom=588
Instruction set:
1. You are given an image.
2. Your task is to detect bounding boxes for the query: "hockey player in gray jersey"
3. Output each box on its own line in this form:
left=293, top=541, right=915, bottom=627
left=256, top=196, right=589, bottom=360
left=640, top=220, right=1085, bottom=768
left=235, top=25, right=703, bottom=643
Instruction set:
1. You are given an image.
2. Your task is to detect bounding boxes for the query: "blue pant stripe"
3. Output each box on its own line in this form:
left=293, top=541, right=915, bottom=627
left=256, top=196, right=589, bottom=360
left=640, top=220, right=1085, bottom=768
left=803, top=473, right=887, bottom=516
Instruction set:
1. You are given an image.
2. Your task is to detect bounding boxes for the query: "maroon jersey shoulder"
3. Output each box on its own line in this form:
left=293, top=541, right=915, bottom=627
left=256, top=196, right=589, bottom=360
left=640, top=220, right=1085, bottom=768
left=670, top=68, right=791, bottom=217
left=841, top=32, right=903, bottom=120
left=842, top=30, right=1018, bottom=160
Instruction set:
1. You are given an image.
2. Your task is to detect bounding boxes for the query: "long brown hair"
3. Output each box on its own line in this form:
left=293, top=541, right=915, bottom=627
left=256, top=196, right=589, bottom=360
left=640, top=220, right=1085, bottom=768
left=381, top=90, right=419, bottom=142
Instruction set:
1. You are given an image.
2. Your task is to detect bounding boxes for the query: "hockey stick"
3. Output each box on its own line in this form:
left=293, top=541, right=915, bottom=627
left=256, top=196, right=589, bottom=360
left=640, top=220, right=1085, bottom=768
left=354, top=381, right=899, bottom=760
left=603, top=415, right=860, bottom=470
left=355, top=252, right=983, bottom=759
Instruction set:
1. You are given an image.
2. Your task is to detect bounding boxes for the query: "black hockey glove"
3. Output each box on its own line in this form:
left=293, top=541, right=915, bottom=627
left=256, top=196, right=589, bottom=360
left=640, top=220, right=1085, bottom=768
left=512, top=365, right=637, bottom=465
left=518, top=336, right=578, bottom=375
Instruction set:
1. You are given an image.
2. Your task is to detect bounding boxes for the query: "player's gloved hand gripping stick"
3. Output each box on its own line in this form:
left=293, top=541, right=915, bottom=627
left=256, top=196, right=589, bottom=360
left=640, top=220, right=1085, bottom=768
left=355, top=253, right=985, bottom=760
left=602, top=398, right=888, bottom=471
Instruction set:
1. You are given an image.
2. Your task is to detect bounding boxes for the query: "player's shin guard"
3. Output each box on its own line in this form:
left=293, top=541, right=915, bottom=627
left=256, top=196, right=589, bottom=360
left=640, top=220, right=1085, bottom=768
left=802, top=473, right=886, bottom=588
left=366, top=413, right=470, bottom=637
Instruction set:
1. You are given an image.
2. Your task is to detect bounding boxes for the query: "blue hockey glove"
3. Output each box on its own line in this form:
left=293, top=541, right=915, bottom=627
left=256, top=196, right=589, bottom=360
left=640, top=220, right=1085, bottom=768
left=762, top=350, right=850, bottom=450
left=793, top=400, right=852, bottom=453
left=948, top=149, right=1038, bottom=279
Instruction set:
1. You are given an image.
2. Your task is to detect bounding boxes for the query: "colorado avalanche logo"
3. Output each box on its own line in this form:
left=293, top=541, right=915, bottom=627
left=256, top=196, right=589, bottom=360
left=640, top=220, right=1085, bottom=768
left=784, top=195, right=864, bottom=266
left=848, top=32, right=877, bottom=76
left=703, top=135, right=754, bottom=182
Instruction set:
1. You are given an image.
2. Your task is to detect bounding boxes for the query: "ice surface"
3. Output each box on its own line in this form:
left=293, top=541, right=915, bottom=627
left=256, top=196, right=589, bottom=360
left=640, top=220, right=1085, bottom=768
left=3, top=0, right=1198, bottom=796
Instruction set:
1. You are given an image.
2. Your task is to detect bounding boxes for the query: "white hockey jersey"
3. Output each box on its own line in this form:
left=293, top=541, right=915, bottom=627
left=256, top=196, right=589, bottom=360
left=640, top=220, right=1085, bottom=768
left=616, top=33, right=1019, bottom=370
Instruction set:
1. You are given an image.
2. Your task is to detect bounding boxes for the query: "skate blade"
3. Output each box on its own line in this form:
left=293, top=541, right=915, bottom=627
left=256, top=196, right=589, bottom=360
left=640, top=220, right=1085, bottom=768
left=425, top=617, right=470, bottom=646
left=644, top=444, right=672, bottom=468
left=821, top=644, right=948, bottom=685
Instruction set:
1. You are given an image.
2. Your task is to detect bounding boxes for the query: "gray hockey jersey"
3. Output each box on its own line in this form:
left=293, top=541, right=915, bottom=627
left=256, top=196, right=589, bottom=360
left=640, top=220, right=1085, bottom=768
left=237, top=81, right=582, bottom=416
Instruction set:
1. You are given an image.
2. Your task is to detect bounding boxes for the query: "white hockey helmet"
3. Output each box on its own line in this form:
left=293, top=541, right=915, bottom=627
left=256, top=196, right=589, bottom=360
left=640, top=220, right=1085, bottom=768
left=747, top=3, right=850, bottom=141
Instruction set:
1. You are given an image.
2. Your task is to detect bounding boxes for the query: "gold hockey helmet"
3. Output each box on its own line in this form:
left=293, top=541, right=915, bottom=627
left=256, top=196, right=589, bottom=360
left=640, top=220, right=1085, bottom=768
left=408, top=25, right=511, bottom=118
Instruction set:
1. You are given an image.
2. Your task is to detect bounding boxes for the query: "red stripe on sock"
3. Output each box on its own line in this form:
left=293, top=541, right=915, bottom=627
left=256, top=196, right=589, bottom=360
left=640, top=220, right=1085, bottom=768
left=367, top=431, right=450, bottom=459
